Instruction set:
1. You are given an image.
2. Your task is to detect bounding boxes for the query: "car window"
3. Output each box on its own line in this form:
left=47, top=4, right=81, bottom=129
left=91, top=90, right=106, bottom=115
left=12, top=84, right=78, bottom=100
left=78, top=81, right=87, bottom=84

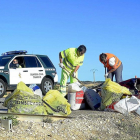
left=24, top=56, right=42, bottom=68
left=0, top=56, right=11, bottom=66
left=39, top=56, right=54, bottom=67
left=9, top=56, right=25, bottom=68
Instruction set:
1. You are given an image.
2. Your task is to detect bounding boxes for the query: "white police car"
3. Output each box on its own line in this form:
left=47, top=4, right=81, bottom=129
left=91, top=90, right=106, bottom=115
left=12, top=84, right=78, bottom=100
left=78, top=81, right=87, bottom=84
left=0, top=50, right=58, bottom=98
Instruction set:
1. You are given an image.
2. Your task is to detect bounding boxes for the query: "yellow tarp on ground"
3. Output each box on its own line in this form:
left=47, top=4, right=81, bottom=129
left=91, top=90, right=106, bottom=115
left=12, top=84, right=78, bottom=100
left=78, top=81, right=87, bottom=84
left=43, top=90, right=71, bottom=116
left=101, top=78, right=132, bottom=109
left=4, top=81, right=47, bottom=115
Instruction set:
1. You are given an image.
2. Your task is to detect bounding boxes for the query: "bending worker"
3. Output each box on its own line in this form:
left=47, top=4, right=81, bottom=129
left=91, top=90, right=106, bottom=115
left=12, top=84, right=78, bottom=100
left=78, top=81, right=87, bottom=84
left=59, top=45, right=86, bottom=97
left=99, top=53, right=123, bottom=83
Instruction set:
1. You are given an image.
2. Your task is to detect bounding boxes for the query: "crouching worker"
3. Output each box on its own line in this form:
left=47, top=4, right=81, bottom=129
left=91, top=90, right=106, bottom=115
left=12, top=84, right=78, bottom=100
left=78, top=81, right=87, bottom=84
left=99, top=53, right=123, bottom=83
left=59, top=45, right=86, bottom=97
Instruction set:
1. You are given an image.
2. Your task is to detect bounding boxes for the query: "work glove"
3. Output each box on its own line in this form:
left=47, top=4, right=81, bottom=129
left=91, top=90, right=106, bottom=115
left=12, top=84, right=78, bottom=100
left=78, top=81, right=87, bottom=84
left=72, top=72, right=76, bottom=78
left=104, top=73, right=109, bottom=78
left=59, top=63, right=65, bottom=69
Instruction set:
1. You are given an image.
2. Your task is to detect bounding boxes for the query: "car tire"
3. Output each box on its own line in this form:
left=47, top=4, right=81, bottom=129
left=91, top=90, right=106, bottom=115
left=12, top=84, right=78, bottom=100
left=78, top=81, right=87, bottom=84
left=41, top=77, right=54, bottom=96
left=0, top=79, right=6, bottom=98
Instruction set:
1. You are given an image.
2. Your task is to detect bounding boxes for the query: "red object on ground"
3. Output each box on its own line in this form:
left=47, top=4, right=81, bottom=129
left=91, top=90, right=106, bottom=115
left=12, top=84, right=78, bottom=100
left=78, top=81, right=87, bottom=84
left=134, top=94, right=140, bottom=99
left=75, top=91, right=85, bottom=104
left=106, top=102, right=118, bottom=111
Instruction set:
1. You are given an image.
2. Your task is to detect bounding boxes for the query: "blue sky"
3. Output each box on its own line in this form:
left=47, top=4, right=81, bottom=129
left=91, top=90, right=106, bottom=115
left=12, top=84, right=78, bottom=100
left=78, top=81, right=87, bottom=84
left=0, top=0, right=140, bottom=82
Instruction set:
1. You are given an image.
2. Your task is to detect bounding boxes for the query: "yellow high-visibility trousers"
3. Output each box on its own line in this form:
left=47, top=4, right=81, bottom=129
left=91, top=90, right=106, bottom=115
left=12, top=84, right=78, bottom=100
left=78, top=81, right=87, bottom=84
left=60, top=69, right=78, bottom=97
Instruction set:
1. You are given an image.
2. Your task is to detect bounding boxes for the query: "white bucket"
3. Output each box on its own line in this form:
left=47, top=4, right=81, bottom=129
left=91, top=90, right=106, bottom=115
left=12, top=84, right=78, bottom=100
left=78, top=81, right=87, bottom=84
left=68, top=82, right=82, bottom=93
left=68, top=91, right=86, bottom=110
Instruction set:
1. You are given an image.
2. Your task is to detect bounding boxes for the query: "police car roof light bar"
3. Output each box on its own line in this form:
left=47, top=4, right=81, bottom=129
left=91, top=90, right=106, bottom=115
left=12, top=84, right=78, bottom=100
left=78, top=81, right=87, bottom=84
left=1, top=50, right=27, bottom=56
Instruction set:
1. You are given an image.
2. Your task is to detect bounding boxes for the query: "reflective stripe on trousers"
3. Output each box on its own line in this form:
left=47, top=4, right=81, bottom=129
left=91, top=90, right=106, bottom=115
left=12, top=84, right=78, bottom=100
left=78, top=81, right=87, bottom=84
left=60, top=68, right=78, bottom=97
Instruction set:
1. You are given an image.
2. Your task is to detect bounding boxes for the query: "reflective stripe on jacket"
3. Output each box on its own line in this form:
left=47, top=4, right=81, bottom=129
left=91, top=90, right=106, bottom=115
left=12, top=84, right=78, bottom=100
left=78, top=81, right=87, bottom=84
left=61, top=48, right=84, bottom=71
left=101, top=53, right=121, bottom=70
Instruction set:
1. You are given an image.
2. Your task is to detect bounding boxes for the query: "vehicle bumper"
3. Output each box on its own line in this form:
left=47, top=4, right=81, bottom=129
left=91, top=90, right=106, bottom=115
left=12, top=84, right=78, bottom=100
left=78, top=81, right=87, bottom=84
left=54, top=74, right=58, bottom=83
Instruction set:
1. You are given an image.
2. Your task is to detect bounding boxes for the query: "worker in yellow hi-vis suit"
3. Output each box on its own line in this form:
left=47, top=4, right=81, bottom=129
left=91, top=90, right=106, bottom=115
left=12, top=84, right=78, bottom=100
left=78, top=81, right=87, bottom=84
left=59, top=45, right=87, bottom=97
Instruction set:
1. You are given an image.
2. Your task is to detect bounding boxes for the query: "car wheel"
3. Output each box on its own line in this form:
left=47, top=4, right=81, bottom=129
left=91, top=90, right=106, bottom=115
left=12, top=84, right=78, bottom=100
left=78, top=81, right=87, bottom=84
left=0, top=79, right=6, bottom=98
left=41, top=77, right=54, bottom=96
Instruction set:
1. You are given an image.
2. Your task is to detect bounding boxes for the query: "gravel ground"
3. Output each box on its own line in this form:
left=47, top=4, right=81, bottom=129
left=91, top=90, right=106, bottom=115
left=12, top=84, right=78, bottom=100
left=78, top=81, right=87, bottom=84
left=0, top=110, right=140, bottom=140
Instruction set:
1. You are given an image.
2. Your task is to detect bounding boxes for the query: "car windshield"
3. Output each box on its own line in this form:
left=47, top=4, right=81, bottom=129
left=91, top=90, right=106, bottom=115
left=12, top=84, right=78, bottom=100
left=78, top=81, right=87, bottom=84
left=0, top=56, right=11, bottom=66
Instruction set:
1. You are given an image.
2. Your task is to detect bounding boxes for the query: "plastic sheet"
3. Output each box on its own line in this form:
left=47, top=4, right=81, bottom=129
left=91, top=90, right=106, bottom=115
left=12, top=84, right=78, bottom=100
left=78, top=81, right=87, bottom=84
left=29, top=84, right=42, bottom=98
left=114, top=96, right=140, bottom=115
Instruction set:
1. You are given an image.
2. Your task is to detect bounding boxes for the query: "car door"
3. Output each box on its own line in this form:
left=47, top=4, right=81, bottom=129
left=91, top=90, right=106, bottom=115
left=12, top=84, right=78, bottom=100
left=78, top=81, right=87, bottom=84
left=9, top=56, right=30, bottom=85
left=24, top=56, right=45, bottom=84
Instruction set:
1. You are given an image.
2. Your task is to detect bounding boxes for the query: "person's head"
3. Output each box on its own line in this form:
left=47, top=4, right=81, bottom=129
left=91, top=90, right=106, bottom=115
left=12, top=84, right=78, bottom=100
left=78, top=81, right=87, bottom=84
left=77, top=45, right=86, bottom=56
left=13, top=59, right=19, bottom=64
left=99, top=53, right=107, bottom=63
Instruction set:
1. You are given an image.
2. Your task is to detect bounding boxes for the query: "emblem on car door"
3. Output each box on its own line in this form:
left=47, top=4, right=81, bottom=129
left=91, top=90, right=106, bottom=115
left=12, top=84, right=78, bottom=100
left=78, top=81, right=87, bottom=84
left=19, top=72, right=21, bottom=78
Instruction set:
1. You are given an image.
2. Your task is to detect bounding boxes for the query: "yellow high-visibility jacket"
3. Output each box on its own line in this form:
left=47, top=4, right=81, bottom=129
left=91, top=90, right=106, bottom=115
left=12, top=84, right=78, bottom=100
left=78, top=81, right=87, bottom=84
left=61, top=48, right=85, bottom=71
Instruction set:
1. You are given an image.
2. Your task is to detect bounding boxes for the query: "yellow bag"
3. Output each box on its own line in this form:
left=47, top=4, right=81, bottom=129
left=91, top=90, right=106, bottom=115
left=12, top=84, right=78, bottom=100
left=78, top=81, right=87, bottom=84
left=43, top=90, right=71, bottom=116
left=4, top=81, right=47, bottom=115
left=101, top=78, right=132, bottom=108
